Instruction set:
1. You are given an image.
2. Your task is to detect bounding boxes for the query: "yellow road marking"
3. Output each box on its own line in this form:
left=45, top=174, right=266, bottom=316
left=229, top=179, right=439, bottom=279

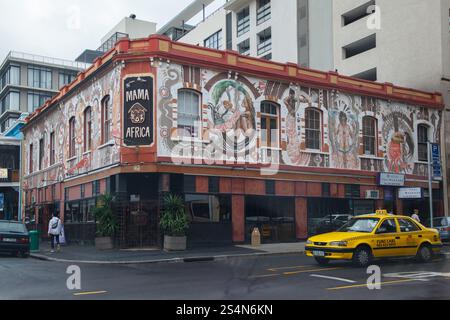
left=327, top=279, right=419, bottom=291
left=73, top=291, right=107, bottom=296
left=284, top=267, right=342, bottom=275
left=267, top=265, right=310, bottom=272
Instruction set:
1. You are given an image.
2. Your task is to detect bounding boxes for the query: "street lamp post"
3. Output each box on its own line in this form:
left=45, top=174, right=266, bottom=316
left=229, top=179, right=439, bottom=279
left=427, top=141, right=434, bottom=228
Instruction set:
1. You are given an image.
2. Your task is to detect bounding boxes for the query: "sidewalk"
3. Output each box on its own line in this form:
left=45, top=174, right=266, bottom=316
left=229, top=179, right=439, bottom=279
left=30, top=242, right=306, bottom=265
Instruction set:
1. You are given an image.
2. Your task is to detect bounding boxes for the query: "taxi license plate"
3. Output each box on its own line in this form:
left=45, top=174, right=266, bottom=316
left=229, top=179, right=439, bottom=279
left=3, top=238, right=16, bottom=243
left=313, top=251, right=325, bottom=257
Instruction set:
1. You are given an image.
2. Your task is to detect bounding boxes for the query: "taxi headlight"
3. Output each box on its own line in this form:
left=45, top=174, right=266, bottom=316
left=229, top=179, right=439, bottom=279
left=329, top=241, right=348, bottom=247
left=306, top=240, right=313, bottom=245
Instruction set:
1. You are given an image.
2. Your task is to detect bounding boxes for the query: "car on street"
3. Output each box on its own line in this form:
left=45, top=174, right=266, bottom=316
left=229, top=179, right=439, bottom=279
left=429, top=217, right=450, bottom=242
left=313, top=214, right=353, bottom=235
left=0, top=220, right=30, bottom=258
left=305, top=210, right=443, bottom=268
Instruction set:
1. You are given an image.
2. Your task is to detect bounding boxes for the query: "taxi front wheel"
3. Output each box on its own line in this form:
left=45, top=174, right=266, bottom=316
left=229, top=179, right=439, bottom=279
left=352, top=246, right=373, bottom=268
left=416, top=244, right=433, bottom=263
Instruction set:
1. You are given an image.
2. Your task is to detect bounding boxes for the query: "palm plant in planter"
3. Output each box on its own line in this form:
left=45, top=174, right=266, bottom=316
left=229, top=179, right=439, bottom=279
left=93, top=194, right=117, bottom=250
left=160, top=194, right=189, bottom=251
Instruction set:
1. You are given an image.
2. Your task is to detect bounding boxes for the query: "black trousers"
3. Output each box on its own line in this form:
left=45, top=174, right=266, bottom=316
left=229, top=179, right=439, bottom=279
left=50, top=235, right=60, bottom=249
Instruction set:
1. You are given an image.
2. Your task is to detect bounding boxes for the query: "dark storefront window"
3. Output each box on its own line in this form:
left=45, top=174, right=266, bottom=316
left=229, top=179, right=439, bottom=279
left=307, top=197, right=375, bottom=236
left=185, top=194, right=231, bottom=224
left=345, top=184, right=361, bottom=198
left=245, top=196, right=295, bottom=243
left=208, top=177, right=220, bottom=194
left=266, top=180, right=275, bottom=195
left=322, top=183, right=330, bottom=197
left=184, top=175, right=196, bottom=193
left=64, top=198, right=96, bottom=224
left=185, top=194, right=232, bottom=247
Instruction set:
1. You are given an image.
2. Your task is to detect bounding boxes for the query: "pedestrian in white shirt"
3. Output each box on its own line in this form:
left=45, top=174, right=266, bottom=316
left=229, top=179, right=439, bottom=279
left=48, top=213, right=62, bottom=253
left=411, top=209, right=421, bottom=223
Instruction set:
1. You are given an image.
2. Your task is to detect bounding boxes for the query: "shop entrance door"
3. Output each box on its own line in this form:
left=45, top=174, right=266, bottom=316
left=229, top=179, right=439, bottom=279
left=125, top=200, right=158, bottom=248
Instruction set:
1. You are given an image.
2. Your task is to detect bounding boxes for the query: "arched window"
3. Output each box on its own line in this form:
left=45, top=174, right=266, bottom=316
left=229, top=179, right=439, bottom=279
left=418, top=124, right=429, bottom=162
left=305, top=108, right=321, bottom=150
left=260, top=101, right=279, bottom=148
left=362, top=116, right=377, bottom=156
left=101, top=95, right=111, bottom=144
left=84, top=107, right=92, bottom=152
left=178, top=89, right=201, bottom=138
left=69, top=117, right=76, bottom=158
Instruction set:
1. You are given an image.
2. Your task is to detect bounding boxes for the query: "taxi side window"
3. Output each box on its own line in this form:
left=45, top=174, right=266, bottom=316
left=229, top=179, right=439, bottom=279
left=398, top=219, right=420, bottom=233
left=376, top=219, right=397, bottom=234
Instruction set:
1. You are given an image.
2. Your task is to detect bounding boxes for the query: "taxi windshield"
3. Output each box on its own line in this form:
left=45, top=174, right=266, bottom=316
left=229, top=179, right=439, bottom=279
left=338, top=218, right=380, bottom=233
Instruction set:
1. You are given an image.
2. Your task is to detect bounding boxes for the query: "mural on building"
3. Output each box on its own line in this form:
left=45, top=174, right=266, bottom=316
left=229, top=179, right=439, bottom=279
left=155, top=62, right=442, bottom=177
left=23, top=66, right=122, bottom=190
left=329, top=92, right=360, bottom=169
left=381, top=105, right=415, bottom=174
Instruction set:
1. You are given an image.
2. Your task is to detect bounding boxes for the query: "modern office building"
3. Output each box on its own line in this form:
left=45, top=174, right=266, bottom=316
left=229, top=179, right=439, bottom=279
left=21, top=35, right=444, bottom=247
left=158, top=0, right=334, bottom=71
left=0, top=52, right=89, bottom=134
left=333, top=0, right=450, bottom=215
left=76, top=15, right=157, bottom=64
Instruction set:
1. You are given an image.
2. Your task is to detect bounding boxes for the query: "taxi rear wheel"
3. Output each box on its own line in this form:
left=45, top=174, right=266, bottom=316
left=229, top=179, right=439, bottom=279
left=352, top=246, right=373, bottom=268
left=314, top=257, right=330, bottom=266
left=416, top=244, right=433, bottom=263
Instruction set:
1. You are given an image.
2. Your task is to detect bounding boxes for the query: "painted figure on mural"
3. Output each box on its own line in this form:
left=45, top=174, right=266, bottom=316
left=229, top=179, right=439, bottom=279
left=329, top=95, right=359, bottom=169
left=283, top=88, right=311, bottom=166
left=382, top=109, right=415, bottom=174
left=208, top=80, right=256, bottom=138
left=334, top=111, right=358, bottom=168
left=386, top=131, right=414, bottom=173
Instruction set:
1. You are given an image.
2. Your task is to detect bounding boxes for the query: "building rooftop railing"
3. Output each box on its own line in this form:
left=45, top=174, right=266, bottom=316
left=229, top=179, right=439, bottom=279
left=4, top=51, right=90, bottom=71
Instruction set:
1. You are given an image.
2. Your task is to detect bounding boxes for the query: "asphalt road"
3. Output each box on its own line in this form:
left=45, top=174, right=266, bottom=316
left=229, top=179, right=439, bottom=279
left=1, top=248, right=450, bottom=300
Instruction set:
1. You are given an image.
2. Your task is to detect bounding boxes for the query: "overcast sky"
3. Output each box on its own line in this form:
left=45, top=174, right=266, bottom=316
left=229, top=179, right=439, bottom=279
left=0, top=0, right=224, bottom=62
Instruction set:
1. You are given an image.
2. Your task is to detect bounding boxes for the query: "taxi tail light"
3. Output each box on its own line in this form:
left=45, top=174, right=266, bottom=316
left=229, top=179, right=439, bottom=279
left=444, top=227, right=450, bottom=232
left=18, top=237, right=29, bottom=244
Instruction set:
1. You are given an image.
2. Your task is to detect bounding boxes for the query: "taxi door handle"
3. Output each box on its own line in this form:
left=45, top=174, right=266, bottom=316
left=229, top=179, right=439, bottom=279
left=395, top=237, right=401, bottom=240
left=418, top=235, right=423, bottom=238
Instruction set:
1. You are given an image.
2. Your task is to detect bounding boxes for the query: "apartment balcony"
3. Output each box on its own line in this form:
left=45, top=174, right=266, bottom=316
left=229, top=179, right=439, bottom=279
left=257, top=2, right=271, bottom=25
left=257, top=39, right=272, bottom=56
left=2, top=51, right=90, bottom=72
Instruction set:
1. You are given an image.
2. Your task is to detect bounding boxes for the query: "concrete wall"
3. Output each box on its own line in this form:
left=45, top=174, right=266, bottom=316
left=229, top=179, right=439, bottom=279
left=180, top=9, right=227, bottom=48
left=333, top=0, right=447, bottom=91
left=308, top=0, right=334, bottom=71
left=102, top=17, right=157, bottom=43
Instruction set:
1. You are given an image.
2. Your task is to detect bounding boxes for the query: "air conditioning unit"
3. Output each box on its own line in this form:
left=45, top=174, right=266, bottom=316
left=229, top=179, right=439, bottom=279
left=366, top=190, right=380, bottom=200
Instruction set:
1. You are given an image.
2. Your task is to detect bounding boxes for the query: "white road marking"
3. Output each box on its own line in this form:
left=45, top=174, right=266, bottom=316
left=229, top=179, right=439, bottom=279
left=310, top=274, right=356, bottom=284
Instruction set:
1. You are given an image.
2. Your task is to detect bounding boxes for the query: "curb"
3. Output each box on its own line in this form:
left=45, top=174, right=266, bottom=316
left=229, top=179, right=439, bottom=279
left=30, top=250, right=305, bottom=265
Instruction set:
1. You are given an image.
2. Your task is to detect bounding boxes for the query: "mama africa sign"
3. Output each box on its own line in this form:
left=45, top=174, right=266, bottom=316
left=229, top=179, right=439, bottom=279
left=123, top=76, right=154, bottom=146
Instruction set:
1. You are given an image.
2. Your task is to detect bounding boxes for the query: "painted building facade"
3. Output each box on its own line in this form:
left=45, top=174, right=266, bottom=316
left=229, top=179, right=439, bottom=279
left=21, top=35, right=444, bottom=247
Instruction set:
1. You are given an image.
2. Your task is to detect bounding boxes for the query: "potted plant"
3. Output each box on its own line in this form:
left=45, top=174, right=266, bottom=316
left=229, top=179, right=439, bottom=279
left=93, top=194, right=117, bottom=250
left=160, top=194, right=189, bottom=251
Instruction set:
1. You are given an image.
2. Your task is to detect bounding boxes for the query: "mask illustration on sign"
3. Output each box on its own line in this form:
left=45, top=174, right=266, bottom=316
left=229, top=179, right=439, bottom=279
left=129, top=103, right=147, bottom=124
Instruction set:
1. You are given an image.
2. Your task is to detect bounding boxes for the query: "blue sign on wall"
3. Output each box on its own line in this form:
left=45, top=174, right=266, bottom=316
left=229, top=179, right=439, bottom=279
left=0, top=193, right=4, bottom=211
left=432, top=143, right=442, bottom=181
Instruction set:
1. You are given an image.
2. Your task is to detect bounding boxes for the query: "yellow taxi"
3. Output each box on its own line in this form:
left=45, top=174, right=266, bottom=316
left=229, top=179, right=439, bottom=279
left=305, top=210, right=443, bottom=268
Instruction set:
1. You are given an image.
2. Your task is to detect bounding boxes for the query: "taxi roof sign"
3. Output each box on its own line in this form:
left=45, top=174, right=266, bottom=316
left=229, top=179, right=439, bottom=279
left=375, top=210, right=389, bottom=215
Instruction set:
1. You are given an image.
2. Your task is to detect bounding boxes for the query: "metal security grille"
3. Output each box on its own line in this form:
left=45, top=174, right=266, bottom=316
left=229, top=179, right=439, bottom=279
left=115, top=195, right=159, bottom=249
